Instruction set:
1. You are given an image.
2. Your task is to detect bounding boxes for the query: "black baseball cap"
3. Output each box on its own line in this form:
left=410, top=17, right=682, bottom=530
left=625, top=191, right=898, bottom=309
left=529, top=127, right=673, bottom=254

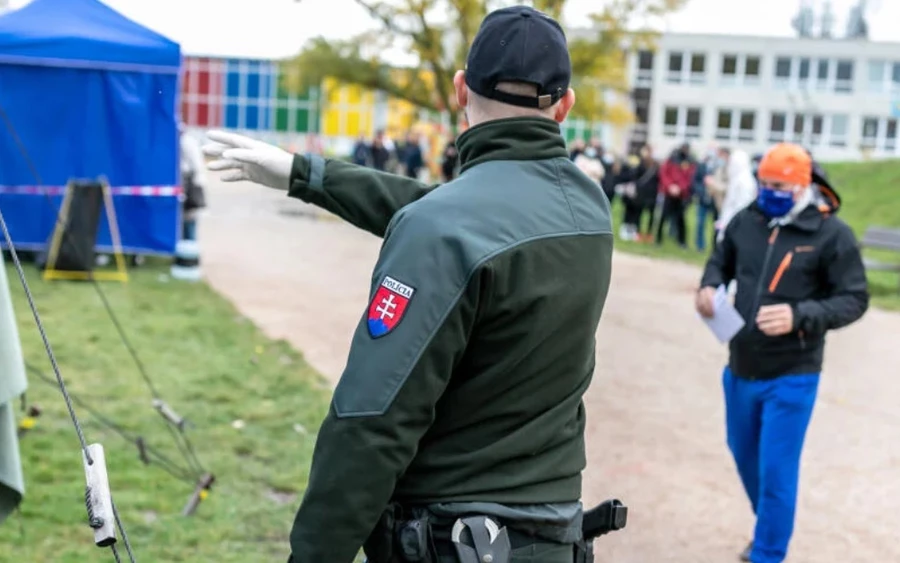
left=465, top=6, right=571, bottom=110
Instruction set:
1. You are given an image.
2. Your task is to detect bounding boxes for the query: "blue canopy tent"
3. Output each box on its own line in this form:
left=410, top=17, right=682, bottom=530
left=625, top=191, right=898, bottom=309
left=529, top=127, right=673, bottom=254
left=0, top=0, right=182, bottom=256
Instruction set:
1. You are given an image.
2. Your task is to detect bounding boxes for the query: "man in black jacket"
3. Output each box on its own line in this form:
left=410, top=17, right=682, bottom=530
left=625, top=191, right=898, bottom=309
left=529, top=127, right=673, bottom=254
left=696, top=143, right=868, bottom=563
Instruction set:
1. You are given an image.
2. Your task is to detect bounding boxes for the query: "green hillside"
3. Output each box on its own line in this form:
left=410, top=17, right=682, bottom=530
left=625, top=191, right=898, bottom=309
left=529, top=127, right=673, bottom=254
left=612, top=159, right=900, bottom=310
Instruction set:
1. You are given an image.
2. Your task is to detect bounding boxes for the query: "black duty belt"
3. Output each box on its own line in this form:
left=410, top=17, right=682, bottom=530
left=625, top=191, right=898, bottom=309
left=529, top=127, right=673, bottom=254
left=363, top=499, right=628, bottom=563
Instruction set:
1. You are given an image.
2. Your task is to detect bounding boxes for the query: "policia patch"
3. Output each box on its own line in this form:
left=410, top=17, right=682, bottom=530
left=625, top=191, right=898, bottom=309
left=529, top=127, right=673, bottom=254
left=367, top=276, right=416, bottom=338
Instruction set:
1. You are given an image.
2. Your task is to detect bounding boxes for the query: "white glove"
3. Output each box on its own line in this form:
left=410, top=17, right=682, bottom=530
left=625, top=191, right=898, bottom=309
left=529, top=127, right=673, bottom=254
left=202, top=130, right=293, bottom=191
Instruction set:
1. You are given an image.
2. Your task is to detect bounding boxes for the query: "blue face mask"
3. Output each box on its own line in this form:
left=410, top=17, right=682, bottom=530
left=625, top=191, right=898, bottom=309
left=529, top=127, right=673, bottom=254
left=756, top=187, right=795, bottom=218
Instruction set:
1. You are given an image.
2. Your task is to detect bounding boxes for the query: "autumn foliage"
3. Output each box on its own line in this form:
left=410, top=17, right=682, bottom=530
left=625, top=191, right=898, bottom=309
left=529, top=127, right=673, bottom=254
left=283, top=0, right=687, bottom=128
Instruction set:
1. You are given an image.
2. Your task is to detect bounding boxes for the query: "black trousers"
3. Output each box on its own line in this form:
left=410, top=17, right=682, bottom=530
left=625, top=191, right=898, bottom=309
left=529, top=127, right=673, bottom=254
left=655, top=196, right=687, bottom=246
left=621, top=197, right=642, bottom=226
left=637, top=204, right=656, bottom=235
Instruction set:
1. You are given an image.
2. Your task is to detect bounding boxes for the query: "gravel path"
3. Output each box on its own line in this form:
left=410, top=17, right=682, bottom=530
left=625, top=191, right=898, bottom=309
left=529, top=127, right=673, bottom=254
left=198, top=176, right=900, bottom=563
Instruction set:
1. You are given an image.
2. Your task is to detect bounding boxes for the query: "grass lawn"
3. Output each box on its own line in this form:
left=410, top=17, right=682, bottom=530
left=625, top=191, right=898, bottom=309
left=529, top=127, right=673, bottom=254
left=0, top=258, right=331, bottom=562
left=611, top=159, right=900, bottom=311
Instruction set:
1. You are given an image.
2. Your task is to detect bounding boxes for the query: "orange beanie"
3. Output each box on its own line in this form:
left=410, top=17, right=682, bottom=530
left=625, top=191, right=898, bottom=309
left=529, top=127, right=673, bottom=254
left=757, top=143, right=812, bottom=186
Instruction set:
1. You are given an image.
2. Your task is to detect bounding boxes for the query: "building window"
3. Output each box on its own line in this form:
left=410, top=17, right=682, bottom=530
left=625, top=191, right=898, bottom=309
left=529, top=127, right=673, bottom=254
left=667, top=52, right=684, bottom=83
left=635, top=50, right=654, bottom=87
left=769, top=112, right=786, bottom=142
left=811, top=115, right=824, bottom=145
left=739, top=111, right=756, bottom=142
left=689, top=54, right=706, bottom=85
left=868, top=60, right=887, bottom=93
left=663, top=106, right=679, bottom=136
left=775, top=57, right=792, bottom=89
left=866, top=60, right=900, bottom=95
left=861, top=117, right=878, bottom=149
left=835, top=60, right=853, bottom=93
left=721, top=54, right=738, bottom=85
left=719, top=54, right=761, bottom=87
left=716, top=109, right=756, bottom=142
left=716, top=109, right=732, bottom=140
left=793, top=113, right=807, bottom=144
left=722, top=55, right=738, bottom=75
left=886, top=119, right=897, bottom=151
left=815, top=59, right=831, bottom=91
left=685, top=107, right=702, bottom=139
left=638, top=50, right=654, bottom=70
left=798, top=57, right=811, bottom=88
left=829, top=114, right=848, bottom=147
left=859, top=117, right=899, bottom=152
left=666, top=51, right=706, bottom=85
left=744, top=56, right=761, bottom=85
left=663, top=106, right=702, bottom=139
left=635, top=103, right=649, bottom=124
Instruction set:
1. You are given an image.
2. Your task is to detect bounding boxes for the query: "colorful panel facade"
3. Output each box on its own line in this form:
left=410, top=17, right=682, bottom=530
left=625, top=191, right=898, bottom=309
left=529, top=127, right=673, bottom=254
left=179, top=55, right=611, bottom=149
left=385, top=96, right=420, bottom=139
left=180, top=57, right=225, bottom=128
left=180, top=56, right=320, bottom=134
left=560, top=118, right=604, bottom=144
left=320, top=77, right=375, bottom=138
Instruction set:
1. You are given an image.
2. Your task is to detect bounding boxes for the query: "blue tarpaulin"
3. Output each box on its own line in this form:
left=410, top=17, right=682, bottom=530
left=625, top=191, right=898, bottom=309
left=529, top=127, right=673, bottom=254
left=0, top=0, right=182, bottom=255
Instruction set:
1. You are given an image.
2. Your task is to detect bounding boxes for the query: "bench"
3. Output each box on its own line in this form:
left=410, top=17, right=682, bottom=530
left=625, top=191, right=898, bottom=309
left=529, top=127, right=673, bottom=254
left=860, top=226, right=900, bottom=292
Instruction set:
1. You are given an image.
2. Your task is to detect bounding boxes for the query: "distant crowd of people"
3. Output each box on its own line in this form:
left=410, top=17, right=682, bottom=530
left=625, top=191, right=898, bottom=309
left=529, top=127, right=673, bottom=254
left=570, top=139, right=760, bottom=253
left=346, top=129, right=764, bottom=255
left=349, top=130, right=460, bottom=182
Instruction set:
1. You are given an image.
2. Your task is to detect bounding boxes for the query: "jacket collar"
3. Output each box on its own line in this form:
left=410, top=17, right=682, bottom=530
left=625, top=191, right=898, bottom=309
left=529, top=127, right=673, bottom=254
left=456, top=117, right=569, bottom=174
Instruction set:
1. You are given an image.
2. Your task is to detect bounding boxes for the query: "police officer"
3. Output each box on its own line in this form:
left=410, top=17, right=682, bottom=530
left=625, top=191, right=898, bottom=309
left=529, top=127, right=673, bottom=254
left=203, top=6, right=614, bottom=562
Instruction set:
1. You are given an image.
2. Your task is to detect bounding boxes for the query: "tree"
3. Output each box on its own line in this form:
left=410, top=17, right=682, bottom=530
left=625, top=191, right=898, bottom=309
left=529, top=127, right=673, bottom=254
left=283, top=0, right=687, bottom=130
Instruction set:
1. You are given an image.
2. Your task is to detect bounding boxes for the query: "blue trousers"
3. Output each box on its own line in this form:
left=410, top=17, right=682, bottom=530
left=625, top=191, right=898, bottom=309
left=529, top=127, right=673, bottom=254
left=695, top=201, right=717, bottom=250
left=722, top=367, right=819, bottom=563
left=182, top=219, right=197, bottom=241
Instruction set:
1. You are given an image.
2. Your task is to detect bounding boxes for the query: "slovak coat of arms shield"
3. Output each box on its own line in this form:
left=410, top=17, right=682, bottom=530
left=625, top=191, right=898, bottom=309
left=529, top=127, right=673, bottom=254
left=367, top=276, right=415, bottom=338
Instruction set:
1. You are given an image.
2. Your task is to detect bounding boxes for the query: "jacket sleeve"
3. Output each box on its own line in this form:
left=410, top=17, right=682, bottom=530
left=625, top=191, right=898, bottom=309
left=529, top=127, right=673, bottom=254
left=658, top=161, right=673, bottom=195
left=793, top=222, right=869, bottom=333
left=700, top=213, right=739, bottom=288
left=682, top=164, right=698, bottom=199
left=287, top=206, right=479, bottom=563
left=287, top=153, right=437, bottom=237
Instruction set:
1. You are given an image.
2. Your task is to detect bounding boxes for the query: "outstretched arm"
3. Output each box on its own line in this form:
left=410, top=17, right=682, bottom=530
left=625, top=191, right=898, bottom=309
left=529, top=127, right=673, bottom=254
left=289, top=154, right=436, bottom=238
left=202, top=130, right=435, bottom=238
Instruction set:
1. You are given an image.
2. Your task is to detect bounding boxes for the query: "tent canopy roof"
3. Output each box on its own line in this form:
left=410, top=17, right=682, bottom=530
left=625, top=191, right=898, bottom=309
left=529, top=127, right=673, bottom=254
left=0, top=0, right=180, bottom=71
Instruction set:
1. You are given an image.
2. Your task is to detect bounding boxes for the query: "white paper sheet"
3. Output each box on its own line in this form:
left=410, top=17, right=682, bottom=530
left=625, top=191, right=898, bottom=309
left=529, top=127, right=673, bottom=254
left=699, top=285, right=746, bottom=343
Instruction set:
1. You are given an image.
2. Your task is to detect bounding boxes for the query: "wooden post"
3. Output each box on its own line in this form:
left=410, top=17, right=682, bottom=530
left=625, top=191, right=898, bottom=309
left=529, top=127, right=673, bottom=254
left=83, top=443, right=117, bottom=547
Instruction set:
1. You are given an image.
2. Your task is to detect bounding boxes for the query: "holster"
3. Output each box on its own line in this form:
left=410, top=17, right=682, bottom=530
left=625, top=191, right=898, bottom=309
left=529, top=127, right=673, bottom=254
left=363, top=504, right=400, bottom=562
left=573, top=539, right=594, bottom=563
left=362, top=503, right=436, bottom=563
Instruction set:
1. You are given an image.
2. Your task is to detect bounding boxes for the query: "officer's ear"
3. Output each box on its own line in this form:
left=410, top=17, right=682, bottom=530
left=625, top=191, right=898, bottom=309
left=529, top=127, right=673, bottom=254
left=553, top=88, right=576, bottom=123
left=453, top=70, right=469, bottom=110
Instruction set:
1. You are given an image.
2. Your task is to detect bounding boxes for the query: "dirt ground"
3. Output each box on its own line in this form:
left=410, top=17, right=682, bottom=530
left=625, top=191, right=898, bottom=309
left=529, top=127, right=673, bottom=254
left=198, top=176, right=900, bottom=563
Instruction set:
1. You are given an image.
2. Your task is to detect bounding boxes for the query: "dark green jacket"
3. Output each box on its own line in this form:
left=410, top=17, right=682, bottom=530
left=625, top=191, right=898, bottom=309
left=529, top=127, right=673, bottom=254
left=286, top=117, right=613, bottom=562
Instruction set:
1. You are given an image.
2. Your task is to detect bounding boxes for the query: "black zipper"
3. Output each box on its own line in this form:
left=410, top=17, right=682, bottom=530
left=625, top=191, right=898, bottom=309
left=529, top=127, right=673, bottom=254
left=750, top=226, right=780, bottom=323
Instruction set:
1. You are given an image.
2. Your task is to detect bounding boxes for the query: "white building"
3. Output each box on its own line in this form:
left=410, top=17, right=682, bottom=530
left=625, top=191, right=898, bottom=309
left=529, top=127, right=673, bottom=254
left=625, top=33, right=900, bottom=161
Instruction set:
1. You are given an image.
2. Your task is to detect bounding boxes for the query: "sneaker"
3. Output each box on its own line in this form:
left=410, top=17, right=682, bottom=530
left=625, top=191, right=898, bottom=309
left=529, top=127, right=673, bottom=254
left=739, top=541, right=752, bottom=562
